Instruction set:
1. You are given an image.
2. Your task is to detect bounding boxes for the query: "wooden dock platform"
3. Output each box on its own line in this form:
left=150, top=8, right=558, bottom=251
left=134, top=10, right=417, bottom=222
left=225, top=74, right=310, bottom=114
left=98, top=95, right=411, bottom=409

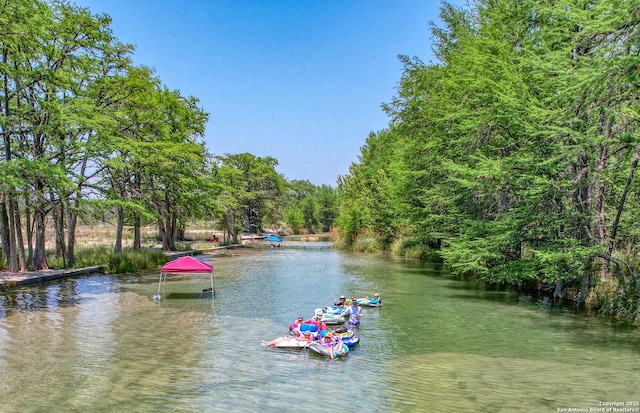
left=0, top=266, right=106, bottom=291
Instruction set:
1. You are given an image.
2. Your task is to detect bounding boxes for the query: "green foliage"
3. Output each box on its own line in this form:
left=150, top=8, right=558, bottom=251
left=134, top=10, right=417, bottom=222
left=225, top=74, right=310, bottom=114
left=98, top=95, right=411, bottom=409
left=106, top=249, right=167, bottom=274
left=390, top=236, right=440, bottom=260
left=0, top=0, right=214, bottom=269
left=212, top=153, right=285, bottom=239
left=284, top=206, right=304, bottom=234
left=44, top=246, right=166, bottom=274
left=352, top=230, right=384, bottom=254
left=335, top=0, right=640, bottom=322
left=591, top=278, right=640, bottom=325
left=280, top=180, right=338, bottom=234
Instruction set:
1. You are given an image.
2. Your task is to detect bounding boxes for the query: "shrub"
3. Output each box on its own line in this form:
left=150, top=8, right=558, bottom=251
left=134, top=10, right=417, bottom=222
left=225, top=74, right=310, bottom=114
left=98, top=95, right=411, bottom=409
left=107, top=248, right=167, bottom=274
left=74, top=246, right=112, bottom=267
left=352, top=230, right=384, bottom=253
left=390, top=236, right=440, bottom=260
left=41, top=246, right=167, bottom=274
left=589, top=277, right=640, bottom=325
left=329, top=228, right=350, bottom=250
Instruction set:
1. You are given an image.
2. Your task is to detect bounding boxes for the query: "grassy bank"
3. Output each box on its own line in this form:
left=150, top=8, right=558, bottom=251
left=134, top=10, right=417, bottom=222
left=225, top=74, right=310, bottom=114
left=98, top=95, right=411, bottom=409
left=45, top=246, right=168, bottom=274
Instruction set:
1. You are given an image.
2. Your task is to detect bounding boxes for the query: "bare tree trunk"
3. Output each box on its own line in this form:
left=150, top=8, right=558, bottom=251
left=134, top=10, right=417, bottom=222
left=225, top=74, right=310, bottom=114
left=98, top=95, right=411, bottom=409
left=133, top=213, right=141, bottom=250
left=24, top=195, right=33, bottom=268
left=33, top=207, right=48, bottom=271
left=10, top=197, right=27, bottom=271
left=5, top=197, right=19, bottom=272
left=607, top=153, right=639, bottom=259
left=167, top=214, right=177, bottom=251
left=114, top=205, right=124, bottom=254
left=32, top=180, right=49, bottom=271
left=158, top=221, right=169, bottom=251
left=67, top=155, right=92, bottom=266
left=1, top=50, right=14, bottom=269
left=0, top=197, right=10, bottom=264
left=65, top=206, right=77, bottom=267
left=592, top=113, right=615, bottom=279
left=573, top=149, right=592, bottom=304
left=52, top=194, right=67, bottom=266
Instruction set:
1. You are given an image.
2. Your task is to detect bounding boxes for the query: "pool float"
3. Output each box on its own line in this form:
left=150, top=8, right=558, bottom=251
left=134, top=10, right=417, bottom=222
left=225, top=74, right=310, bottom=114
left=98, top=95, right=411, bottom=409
left=307, top=341, right=349, bottom=358
left=265, top=337, right=312, bottom=349
left=320, top=313, right=345, bottom=325
left=356, top=297, right=382, bottom=307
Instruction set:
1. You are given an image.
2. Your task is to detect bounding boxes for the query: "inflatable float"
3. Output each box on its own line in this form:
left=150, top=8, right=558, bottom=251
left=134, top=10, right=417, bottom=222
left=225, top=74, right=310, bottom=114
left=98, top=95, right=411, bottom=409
left=307, top=341, right=349, bottom=358
left=357, top=297, right=382, bottom=307
left=268, top=337, right=311, bottom=349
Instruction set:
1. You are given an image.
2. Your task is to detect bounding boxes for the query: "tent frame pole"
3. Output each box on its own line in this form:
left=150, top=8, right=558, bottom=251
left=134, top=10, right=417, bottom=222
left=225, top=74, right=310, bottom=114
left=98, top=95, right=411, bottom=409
left=158, top=272, right=168, bottom=295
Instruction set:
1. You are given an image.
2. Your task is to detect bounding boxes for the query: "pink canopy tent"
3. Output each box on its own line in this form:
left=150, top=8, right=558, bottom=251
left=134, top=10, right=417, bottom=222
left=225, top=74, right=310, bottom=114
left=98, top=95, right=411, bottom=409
left=156, top=256, right=215, bottom=298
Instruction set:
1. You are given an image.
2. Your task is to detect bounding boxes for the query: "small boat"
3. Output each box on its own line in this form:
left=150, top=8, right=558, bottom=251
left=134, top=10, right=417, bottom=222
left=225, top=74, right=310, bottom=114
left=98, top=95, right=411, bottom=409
left=264, top=235, right=282, bottom=242
left=307, top=341, right=349, bottom=358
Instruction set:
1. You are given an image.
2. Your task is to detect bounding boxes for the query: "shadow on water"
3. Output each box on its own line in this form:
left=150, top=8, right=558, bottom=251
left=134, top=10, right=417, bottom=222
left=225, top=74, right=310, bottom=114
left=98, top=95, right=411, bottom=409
left=162, top=292, right=214, bottom=300
left=437, top=274, right=640, bottom=354
left=0, top=275, right=121, bottom=314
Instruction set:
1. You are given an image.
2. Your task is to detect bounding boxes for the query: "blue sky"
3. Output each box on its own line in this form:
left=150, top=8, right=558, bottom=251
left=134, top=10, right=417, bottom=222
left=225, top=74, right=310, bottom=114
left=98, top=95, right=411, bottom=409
left=72, top=0, right=460, bottom=186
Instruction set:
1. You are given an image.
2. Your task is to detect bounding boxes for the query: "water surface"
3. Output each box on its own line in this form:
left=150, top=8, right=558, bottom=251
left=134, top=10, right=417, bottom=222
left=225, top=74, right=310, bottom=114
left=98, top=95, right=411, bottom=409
left=0, top=242, right=638, bottom=412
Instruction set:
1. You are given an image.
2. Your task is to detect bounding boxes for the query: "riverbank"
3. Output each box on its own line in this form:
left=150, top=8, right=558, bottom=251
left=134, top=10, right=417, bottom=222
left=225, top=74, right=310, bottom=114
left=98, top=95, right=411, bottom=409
left=0, top=266, right=107, bottom=291
left=2, top=245, right=637, bottom=412
left=0, top=244, right=248, bottom=291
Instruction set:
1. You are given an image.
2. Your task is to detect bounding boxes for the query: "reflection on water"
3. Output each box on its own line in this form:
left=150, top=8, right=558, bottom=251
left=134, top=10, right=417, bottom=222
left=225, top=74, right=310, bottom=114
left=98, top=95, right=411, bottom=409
left=0, top=243, right=638, bottom=412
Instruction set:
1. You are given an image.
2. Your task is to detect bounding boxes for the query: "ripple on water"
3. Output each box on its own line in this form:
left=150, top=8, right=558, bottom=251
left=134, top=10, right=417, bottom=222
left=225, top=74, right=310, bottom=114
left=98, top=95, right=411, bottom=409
left=0, top=248, right=639, bottom=412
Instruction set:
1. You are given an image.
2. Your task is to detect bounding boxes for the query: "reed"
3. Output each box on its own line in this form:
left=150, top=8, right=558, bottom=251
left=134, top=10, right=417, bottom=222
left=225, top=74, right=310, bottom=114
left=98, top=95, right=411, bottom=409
left=389, top=236, right=440, bottom=260
left=352, top=230, right=384, bottom=253
left=591, top=280, right=640, bottom=325
left=328, top=228, right=350, bottom=250
left=586, top=244, right=640, bottom=324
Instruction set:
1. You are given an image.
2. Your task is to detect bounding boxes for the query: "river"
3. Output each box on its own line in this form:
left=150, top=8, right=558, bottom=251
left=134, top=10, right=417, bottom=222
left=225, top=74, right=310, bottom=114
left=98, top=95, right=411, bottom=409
left=0, top=242, right=638, bottom=412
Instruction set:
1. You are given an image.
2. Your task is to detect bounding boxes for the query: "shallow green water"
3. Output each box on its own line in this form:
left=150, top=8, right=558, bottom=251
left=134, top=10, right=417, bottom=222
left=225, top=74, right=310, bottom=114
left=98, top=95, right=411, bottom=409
left=0, top=243, right=638, bottom=412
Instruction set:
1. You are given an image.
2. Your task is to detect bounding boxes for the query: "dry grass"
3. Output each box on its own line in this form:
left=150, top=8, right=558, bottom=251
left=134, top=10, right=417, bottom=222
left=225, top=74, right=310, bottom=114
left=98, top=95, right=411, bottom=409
left=46, top=221, right=221, bottom=250
left=46, top=224, right=157, bottom=249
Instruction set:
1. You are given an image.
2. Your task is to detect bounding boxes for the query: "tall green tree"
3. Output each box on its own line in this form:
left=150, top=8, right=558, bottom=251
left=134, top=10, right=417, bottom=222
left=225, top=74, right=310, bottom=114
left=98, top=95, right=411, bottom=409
left=1, top=0, right=132, bottom=270
left=315, top=184, right=338, bottom=232
left=140, top=87, right=209, bottom=251
left=213, top=153, right=284, bottom=238
left=338, top=0, right=640, bottom=308
left=281, top=180, right=338, bottom=234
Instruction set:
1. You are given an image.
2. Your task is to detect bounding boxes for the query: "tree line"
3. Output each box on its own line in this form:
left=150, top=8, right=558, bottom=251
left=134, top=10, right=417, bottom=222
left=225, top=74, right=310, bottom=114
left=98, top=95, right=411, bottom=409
left=0, top=0, right=338, bottom=273
left=335, top=0, right=640, bottom=319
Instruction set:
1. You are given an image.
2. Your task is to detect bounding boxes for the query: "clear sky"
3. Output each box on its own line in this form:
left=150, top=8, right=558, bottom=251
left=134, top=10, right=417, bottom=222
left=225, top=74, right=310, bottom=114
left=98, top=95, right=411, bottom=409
left=71, top=0, right=459, bottom=186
